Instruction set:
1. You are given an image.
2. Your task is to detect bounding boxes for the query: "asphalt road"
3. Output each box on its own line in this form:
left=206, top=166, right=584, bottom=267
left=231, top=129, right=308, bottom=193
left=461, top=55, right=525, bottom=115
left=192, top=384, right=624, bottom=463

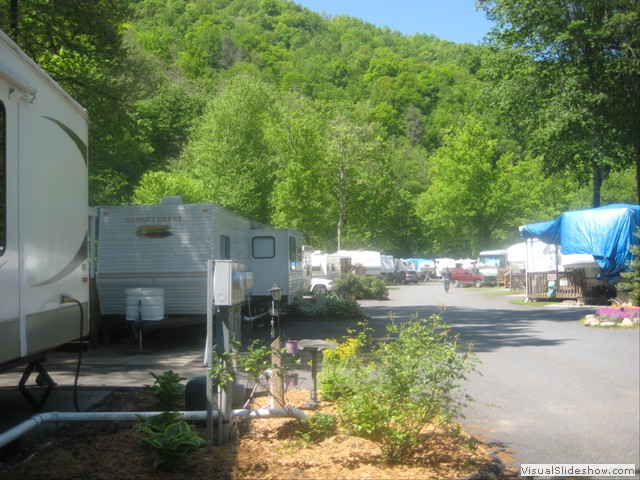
left=350, top=282, right=640, bottom=472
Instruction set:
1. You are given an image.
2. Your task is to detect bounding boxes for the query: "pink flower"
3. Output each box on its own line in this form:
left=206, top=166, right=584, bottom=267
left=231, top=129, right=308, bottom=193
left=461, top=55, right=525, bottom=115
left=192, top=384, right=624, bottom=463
left=595, top=306, right=640, bottom=321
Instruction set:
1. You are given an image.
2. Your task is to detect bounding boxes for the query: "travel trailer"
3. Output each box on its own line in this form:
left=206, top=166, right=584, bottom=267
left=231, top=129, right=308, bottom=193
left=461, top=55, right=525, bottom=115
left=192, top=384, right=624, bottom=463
left=96, top=198, right=309, bottom=323
left=0, top=31, right=90, bottom=368
left=476, top=250, right=509, bottom=286
left=335, top=250, right=386, bottom=276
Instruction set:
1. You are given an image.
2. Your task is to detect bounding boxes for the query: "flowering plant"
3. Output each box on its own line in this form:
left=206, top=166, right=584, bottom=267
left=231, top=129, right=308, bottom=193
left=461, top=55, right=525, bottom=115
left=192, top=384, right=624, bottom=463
left=595, top=306, right=640, bottom=322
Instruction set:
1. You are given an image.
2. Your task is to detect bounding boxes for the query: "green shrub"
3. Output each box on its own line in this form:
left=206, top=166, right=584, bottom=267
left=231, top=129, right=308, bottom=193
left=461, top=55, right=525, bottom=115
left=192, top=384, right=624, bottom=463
left=332, top=273, right=388, bottom=300
left=286, top=295, right=363, bottom=318
left=320, top=315, right=477, bottom=464
left=617, top=230, right=640, bottom=305
left=319, top=331, right=368, bottom=401
left=148, top=370, right=186, bottom=410
left=296, top=413, right=338, bottom=445
left=134, top=412, right=206, bottom=468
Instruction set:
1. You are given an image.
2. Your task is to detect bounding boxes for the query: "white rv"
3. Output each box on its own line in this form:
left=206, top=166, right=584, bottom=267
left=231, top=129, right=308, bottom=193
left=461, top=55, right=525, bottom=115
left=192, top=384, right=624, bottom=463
left=96, top=198, right=308, bottom=322
left=0, top=31, right=90, bottom=368
left=336, top=250, right=384, bottom=276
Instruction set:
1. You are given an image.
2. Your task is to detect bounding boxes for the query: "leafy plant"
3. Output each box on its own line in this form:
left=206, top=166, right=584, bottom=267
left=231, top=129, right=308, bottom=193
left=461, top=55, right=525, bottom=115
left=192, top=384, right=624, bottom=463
left=617, top=229, right=640, bottom=306
left=319, top=325, right=370, bottom=401
left=148, top=370, right=186, bottom=410
left=287, top=295, right=363, bottom=318
left=296, top=413, right=337, bottom=446
left=332, top=273, right=388, bottom=300
left=134, top=412, right=206, bottom=468
left=320, top=314, right=478, bottom=464
left=237, top=340, right=272, bottom=390
left=208, top=349, right=235, bottom=389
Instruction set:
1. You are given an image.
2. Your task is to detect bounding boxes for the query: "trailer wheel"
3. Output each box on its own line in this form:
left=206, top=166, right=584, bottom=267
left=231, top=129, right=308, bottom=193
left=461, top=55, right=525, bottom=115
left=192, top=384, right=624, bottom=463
left=452, top=280, right=460, bottom=288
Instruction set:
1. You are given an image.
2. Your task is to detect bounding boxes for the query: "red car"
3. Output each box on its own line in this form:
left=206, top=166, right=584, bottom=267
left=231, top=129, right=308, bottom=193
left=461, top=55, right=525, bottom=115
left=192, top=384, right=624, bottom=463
left=450, top=268, right=484, bottom=288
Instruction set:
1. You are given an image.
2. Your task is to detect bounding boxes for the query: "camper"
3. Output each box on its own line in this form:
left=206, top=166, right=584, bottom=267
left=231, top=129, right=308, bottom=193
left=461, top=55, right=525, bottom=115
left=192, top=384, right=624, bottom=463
left=476, top=250, right=509, bottom=286
left=96, top=198, right=308, bottom=323
left=0, top=31, right=90, bottom=368
left=336, top=250, right=385, bottom=276
left=311, top=251, right=351, bottom=279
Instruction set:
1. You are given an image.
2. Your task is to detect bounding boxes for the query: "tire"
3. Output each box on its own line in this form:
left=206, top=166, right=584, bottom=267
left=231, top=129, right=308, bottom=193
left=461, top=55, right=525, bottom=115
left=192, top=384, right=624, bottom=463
left=312, top=285, right=328, bottom=295
left=452, top=279, right=460, bottom=288
left=474, top=280, right=483, bottom=288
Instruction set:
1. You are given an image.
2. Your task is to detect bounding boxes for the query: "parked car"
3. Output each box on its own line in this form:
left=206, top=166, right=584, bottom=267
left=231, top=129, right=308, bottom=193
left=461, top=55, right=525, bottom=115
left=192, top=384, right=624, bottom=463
left=394, top=270, right=420, bottom=284
left=450, top=268, right=484, bottom=288
left=310, top=277, right=333, bottom=295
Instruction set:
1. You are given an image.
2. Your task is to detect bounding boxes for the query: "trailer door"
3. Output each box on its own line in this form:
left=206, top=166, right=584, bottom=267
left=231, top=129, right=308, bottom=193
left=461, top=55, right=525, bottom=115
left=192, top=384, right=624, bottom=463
left=0, top=74, right=21, bottom=360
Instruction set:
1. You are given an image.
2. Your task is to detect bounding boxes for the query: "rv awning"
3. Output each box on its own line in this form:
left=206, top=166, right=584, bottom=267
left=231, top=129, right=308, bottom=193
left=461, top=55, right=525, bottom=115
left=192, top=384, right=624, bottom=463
left=521, top=204, right=639, bottom=283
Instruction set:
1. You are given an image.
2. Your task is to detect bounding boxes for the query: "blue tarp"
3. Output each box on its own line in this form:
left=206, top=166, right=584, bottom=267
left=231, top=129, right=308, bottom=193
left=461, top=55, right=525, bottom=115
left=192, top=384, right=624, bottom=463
left=521, top=204, right=640, bottom=283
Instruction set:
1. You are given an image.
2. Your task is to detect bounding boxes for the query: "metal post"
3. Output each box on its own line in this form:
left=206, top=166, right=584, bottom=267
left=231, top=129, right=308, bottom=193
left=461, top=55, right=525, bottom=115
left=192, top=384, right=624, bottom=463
left=270, top=337, right=285, bottom=408
left=216, top=308, right=232, bottom=445
left=206, top=259, right=214, bottom=442
left=308, top=348, right=319, bottom=407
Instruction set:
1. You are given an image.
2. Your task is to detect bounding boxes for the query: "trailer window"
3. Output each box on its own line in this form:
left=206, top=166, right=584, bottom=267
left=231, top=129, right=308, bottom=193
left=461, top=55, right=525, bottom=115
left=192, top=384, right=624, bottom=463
left=220, top=235, right=230, bottom=259
left=252, top=236, right=275, bottom=258
left=0, top=101, right=4, bottom=255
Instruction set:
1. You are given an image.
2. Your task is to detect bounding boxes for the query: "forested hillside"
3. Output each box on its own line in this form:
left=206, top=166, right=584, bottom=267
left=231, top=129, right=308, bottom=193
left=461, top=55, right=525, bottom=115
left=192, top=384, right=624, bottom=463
left=1, top=0, right=637, bottom=256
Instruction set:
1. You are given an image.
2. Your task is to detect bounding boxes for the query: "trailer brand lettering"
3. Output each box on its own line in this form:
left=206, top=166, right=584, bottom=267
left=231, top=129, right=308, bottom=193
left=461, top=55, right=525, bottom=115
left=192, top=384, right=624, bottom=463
left=125, top=215, right=183, bottom=223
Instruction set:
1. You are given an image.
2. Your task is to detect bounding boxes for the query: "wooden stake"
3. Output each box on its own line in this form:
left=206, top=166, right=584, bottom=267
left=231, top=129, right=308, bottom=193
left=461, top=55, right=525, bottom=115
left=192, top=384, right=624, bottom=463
left=270, top=337, right=285, bottom=408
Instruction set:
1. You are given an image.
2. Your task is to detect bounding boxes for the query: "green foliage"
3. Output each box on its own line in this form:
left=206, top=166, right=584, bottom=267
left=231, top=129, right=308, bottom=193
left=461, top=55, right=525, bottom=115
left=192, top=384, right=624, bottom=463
left=236, top=340, right=273, bottom=390
left=178, top=74, right=280, bottom=222
left=208, top=350, right=235, bottom=390
left=286, top=295, right=363, bottom=318
left=295, top=413, right=338, bottom=446
left=13, top=0, right=636, bottom=254
left=479, top=0, right=639, bottom=207
left=148, top=370, right=186, bottom=410
left=617, top=229, right=640, bottom=306
left=319, top=328, right=369, bottom=401
left=320, top=316, right=477, bottom=464
left=332, top=273, right=389, bottom=300
left=133, top=412, right=206, bottom=469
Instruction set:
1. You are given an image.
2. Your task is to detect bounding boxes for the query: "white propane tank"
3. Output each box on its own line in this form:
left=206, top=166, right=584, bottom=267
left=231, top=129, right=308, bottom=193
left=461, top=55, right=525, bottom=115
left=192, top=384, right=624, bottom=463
left=125, top=288, right=165, bottom=321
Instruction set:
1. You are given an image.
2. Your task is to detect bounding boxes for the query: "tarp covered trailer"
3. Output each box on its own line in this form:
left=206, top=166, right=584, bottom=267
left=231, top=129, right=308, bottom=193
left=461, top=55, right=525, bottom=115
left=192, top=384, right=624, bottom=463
left=520, top=204, right=639, bottom=301
left=0, top=30, right=90, bottom=369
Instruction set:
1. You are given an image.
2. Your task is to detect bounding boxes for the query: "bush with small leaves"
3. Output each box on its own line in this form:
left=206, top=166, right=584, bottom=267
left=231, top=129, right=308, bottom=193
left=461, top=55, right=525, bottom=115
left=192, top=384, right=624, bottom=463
left=321, top=315, right=477, bottom=464
left=296, top=413, right=337, bottom=445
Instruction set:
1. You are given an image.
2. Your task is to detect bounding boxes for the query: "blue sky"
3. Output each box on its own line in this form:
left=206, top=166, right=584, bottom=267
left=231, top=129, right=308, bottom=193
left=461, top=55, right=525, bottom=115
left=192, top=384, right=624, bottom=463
left=293, top=0, right=494, bottom=45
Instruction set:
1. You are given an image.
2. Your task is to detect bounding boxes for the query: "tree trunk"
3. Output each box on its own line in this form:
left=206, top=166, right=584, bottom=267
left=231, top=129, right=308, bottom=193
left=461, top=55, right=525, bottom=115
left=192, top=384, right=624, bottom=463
left=592, top=162, right=604, bottom=208
left=10, top=0, right=19, bottom=41
left=636, top=144, right=640, bottom=206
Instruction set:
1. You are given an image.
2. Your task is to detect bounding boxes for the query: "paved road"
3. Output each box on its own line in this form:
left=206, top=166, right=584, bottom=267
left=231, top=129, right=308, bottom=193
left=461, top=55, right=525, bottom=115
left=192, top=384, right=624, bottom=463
left=356, top=282, right=640, bottom=472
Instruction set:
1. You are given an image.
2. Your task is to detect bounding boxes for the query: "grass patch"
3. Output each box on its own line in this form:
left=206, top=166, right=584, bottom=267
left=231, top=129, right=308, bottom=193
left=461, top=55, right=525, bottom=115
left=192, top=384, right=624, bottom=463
left=480, top=288, right=513, bottom=297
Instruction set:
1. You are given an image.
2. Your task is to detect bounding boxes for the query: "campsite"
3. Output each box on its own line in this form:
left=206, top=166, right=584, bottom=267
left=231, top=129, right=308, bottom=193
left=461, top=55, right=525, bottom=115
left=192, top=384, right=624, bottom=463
left=1, top=1, right=639, bottom=478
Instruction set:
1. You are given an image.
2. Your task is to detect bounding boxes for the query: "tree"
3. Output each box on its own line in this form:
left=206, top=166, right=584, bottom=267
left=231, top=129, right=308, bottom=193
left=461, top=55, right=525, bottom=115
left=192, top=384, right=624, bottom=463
left=414, top=116, right=499, bottom=255
left=478, top=0, right=640, bottom=206
left=177, top=75, right=280, bottom=222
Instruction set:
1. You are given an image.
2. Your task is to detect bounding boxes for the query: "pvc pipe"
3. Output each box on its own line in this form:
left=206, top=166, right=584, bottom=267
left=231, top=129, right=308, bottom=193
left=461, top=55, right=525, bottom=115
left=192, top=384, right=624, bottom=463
left=0, top=407, right=306, bottom=449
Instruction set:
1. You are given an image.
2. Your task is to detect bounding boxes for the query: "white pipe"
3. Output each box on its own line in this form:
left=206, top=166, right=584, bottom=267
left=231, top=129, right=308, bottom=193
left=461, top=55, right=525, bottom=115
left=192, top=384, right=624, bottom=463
left=0, top=407, right=306, bottom=449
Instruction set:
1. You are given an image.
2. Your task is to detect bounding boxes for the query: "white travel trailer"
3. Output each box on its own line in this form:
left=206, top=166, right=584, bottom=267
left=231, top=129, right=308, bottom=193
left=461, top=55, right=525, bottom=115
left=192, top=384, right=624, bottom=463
left=0, top=31, right=90, bottom=368
left=336, top=250, right=384, bottom=276
left=96, top=198, right=308, bottom=322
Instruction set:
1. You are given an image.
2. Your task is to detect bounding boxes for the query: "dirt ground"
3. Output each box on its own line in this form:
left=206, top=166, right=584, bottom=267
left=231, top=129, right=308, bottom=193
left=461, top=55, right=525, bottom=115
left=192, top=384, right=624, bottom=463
left=0, top=388, right=517, bottom=479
